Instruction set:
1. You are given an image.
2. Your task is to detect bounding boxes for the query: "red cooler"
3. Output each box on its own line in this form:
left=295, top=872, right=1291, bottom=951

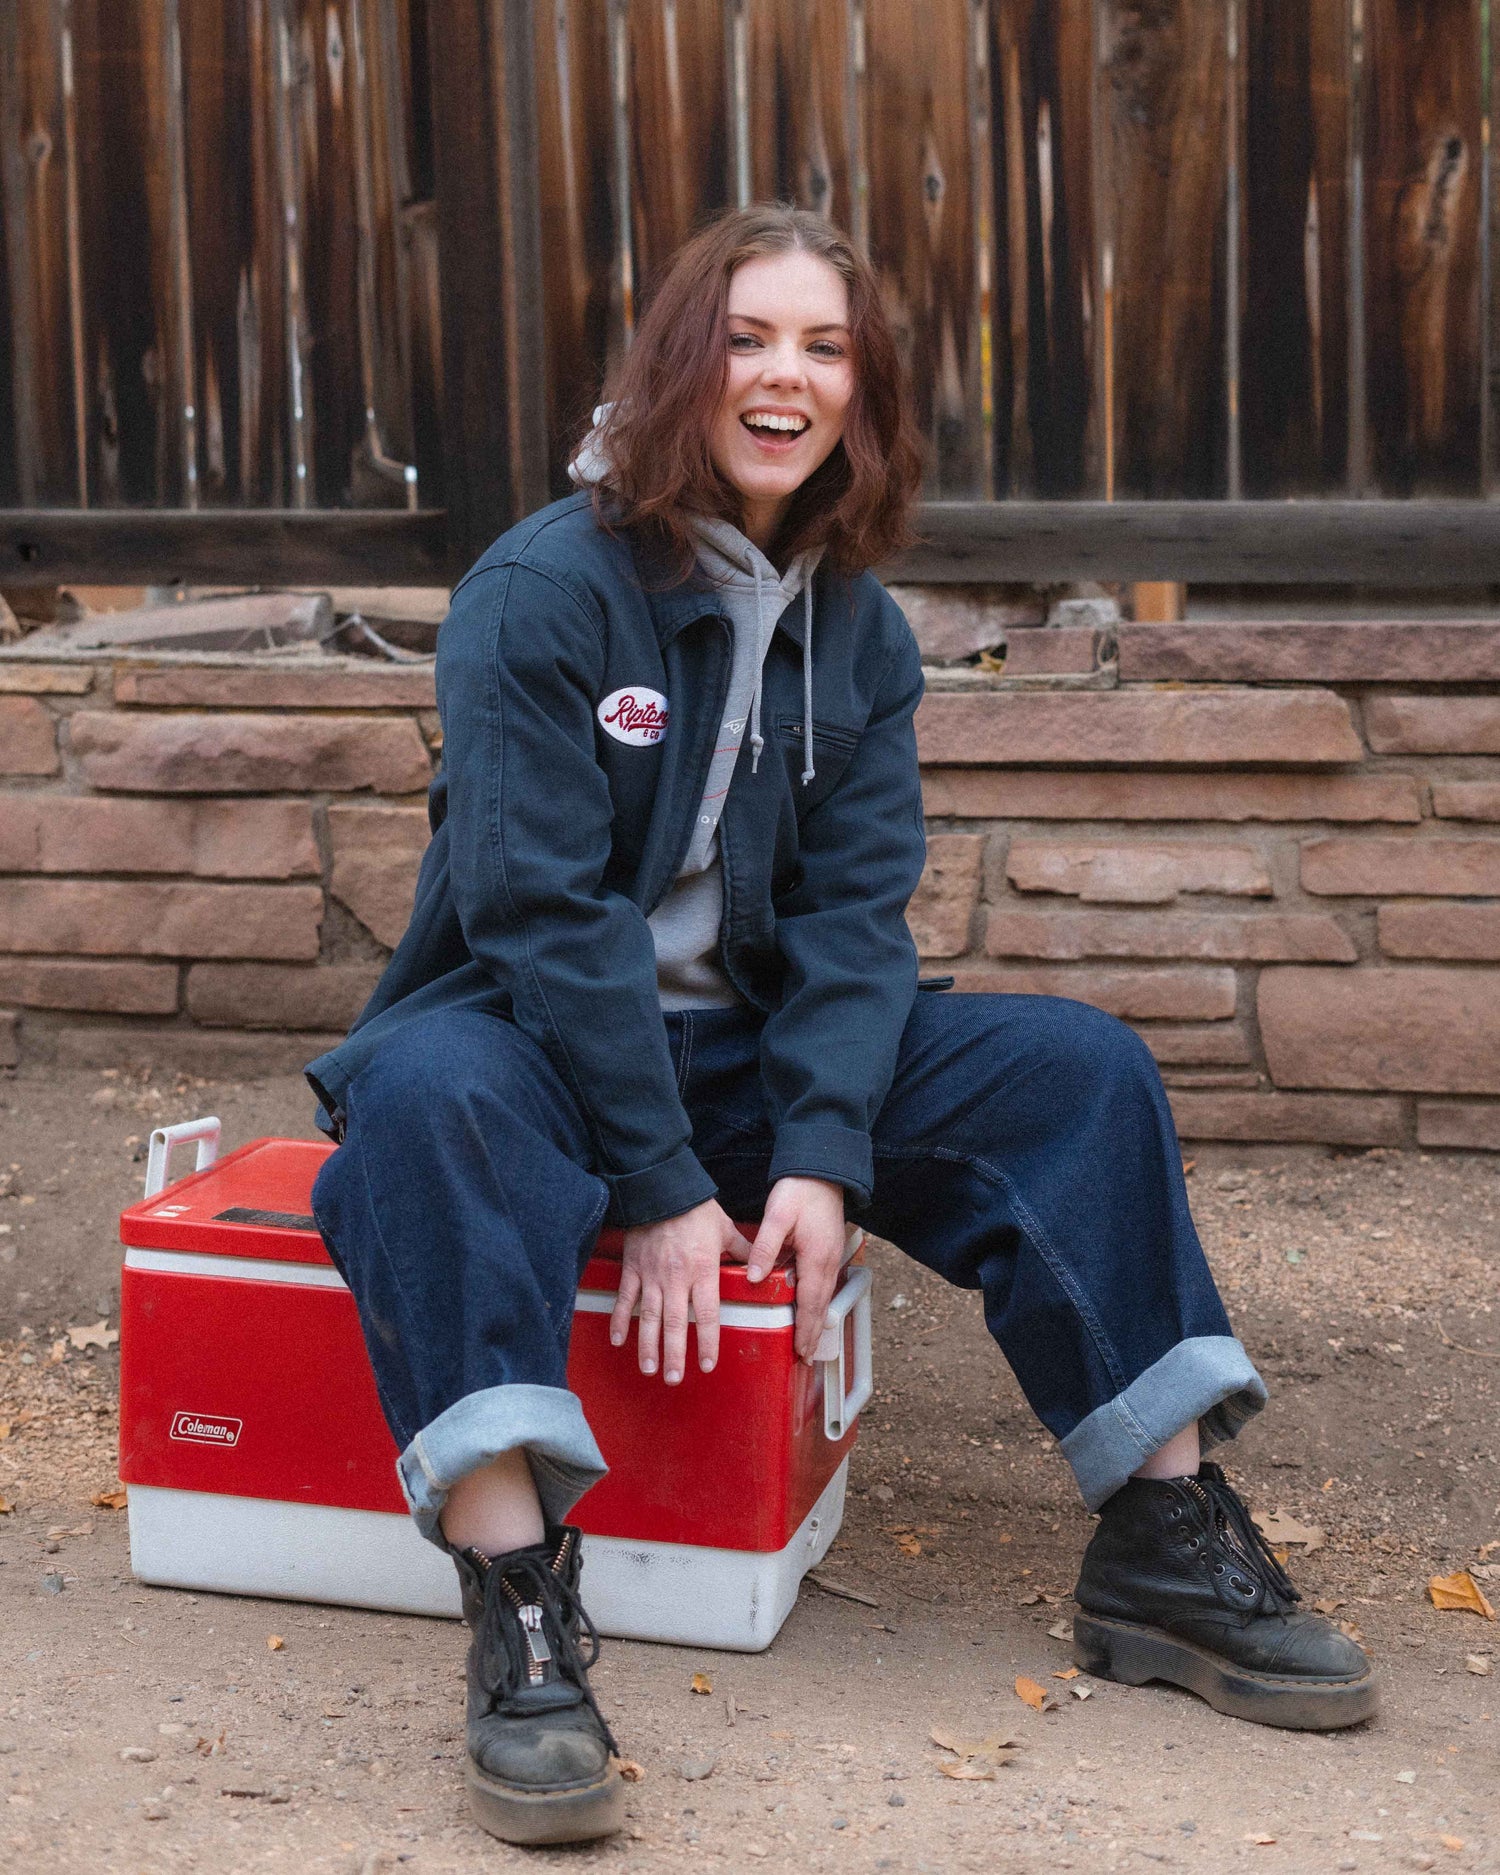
left=119, top=1119, right=872, bottom=1650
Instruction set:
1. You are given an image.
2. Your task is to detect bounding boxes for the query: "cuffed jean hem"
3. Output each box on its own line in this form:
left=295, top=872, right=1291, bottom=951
left=396, top=1383, right=608, bottom=1548
left=1060, top=1335, right=1268, bottom=1513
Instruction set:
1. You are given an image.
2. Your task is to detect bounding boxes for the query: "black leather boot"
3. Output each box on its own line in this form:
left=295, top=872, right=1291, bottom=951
left=451, top=1524, right=625, bottom=1844
left=1072, top=1463, right=1378, bottom=1730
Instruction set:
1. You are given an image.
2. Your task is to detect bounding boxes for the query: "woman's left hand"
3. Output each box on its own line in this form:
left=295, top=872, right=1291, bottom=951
left=744, top=1176, right=846, bottom=1363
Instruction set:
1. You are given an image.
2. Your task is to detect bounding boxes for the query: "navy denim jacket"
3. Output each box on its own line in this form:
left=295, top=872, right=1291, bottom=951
left=306, top=493, right=927, bottom=1227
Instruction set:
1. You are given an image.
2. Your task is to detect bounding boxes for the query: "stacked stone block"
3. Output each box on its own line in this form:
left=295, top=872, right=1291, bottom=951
left=3, top=620, right=1500, bottom=1151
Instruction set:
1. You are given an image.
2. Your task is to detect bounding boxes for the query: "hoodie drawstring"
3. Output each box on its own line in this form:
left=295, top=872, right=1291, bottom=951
left=749, top=563, right=765, bottom=775
left=801, top=583, right=815, bottom=786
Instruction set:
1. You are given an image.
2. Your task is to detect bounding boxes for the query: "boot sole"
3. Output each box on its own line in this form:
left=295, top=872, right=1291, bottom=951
left=1072, top=1612, right=1378, bottom=1731
left=466, top=1760, right=626, bottom=1845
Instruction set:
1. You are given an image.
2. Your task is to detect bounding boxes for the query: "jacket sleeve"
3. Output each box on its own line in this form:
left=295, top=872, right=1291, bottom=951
left=759, top=620, right=927, bottom=1205
left=438, top=561, right=717, bottom=1227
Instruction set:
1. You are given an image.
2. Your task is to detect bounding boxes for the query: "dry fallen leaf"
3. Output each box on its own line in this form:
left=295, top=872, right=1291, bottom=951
left=0, top=1496, right=12, bottom=1515
left=895, top=1534, right=922, bottom=1558
left=940, top=1758, right=996, bottom=1781
left=1428, top=1571, right=1497, bottom=1620
left=1047, top=1618, right=1074, bottom=1642
left=91, top=1488, right=128, bottom=1511
left=1014, top=1676, right=1056, bottom=1713
left=614, top=1757, right=645, bottom=1782
left=1253, top=1508, right=1325, bottom=1553
left=48, top=1339, right=66, bottom=1365
left=1244, top=1833, right=1277, bottom=1846
left=1313, top=1596, right=1344, bottom=1616
left=929, top=1727, right=1021, bottom=1775
left=66, top=1319, right=118, bottom=1352
left=1440, top=1835, right=1465, bottom=1852
left=1465, top=1655, right=1492, bottom=1676
left=1479, top=1540, right=1500, bottom=1561
left=689, top=1673, right=713, bottom=1696
left=0, top=1421, right=10, bottom=1441
left=267, top=1635, right=285, bottom=1652
left=1069, top=1684, right=1093, bottom=1701
left=1052, top=1667, right=1080, bottom=1681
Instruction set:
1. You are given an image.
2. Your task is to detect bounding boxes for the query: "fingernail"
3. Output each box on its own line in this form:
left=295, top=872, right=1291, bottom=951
left=748, top=1266, right=765, bottom=1283
left=641, top=1359, right=656, bottom=1374
left=610, top=1332, right=623, bottom=1346
left=666, top=1370, right=681, bottom=1385
left=700, top=1357, right=715, bottom=1373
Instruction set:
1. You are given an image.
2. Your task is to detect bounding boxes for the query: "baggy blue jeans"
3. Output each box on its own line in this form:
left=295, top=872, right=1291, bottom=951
left=309, top=992, right=1266, bottom=1546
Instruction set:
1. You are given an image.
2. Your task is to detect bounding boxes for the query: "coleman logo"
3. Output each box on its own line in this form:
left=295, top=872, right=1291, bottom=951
left=598, top=687, right=669, bottom=746
left=170, top=1411, right=242, bottom=1448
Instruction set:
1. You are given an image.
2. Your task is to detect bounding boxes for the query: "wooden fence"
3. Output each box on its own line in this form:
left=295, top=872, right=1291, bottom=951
left=3, top=0, right=1500, bottom=585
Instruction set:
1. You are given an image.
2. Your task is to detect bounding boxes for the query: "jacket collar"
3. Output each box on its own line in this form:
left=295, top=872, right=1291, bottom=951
left=630, top=530, right=814, bottom=649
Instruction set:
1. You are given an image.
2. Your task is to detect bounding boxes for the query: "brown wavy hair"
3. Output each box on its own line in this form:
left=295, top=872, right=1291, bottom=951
left=585, top=204, right=925, bottom=580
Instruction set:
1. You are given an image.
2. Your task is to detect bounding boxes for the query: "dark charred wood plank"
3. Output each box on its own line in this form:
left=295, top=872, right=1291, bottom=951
left=1364, top=0, right=1484, bottom=493
left=1241, top=0, right=1351, bottom=494
left=1, top=2, right=75, bottom=504
left=627, top=0, right=731, bottom=296
left=533, top=0, right=615, bottom=492
left=887, top=499, right=1500, bottom=584
left=988, top=0, right=1097, bottom=496
left=746, top=0, right=855, bottom=228
left=864, top=0, right=981, bottom=494
left=1098, top=1, right=1229, bottom=497
left=427, top=0, right=546, bottom=568
left=0, top=507, right=446, bottom=586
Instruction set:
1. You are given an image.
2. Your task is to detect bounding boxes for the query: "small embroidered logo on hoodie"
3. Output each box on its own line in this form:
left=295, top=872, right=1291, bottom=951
left=598, top=687, right=669, bottom=746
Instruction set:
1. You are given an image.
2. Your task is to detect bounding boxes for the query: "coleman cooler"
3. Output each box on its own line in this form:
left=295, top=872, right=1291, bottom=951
left=118, top=1119, right=873, bottom=1651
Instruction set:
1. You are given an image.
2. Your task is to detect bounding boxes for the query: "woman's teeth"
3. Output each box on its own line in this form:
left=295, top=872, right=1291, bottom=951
left=743, top=413, right=808, bottom=434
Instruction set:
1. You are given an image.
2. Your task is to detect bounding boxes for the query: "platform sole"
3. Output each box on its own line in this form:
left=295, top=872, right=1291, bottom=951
left=1072, top=1612, right=1378, bottom=1731
left=466, top=1760, right=626, bottom=1845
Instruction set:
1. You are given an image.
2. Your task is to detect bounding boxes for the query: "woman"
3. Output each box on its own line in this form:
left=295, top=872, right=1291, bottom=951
left=307, top=205, right=1374, bottom=1848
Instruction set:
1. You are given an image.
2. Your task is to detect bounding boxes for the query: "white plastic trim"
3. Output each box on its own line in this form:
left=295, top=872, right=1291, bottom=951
left=813, top=1264, right=874, bottom=1441
left=124, top=1246, right=348, bottom=1289
left=573, top=1289, right=795, bottom=1330
left=144, top=1116, right=221, bottom=1198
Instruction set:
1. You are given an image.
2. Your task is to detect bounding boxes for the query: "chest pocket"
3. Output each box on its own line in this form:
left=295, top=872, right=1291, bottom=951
left=775, top=714, right=862, bottom=812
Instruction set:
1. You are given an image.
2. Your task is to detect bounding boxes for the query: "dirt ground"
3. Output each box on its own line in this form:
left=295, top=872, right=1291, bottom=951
left=1, top=1064, right=1497, bottom=1875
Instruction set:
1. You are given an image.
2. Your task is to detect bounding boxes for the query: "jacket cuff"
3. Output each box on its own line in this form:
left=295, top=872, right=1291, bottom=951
left=604, top=1146, right=718, bottom=1228
left=770, top=1122, right=874, bottom=1208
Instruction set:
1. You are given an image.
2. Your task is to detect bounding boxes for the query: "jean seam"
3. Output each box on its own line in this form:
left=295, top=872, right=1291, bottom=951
left=676, top=1010, right=694, bottom=1097
left=871, top=1144, right=1132, bottom=1396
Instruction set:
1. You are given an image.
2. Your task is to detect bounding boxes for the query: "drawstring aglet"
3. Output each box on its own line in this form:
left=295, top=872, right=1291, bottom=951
left=750, top=733, right=764, bottom=775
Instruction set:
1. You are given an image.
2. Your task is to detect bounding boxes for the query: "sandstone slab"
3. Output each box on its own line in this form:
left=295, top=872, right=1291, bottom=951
left=0, top=662, right=93, bottom=694
left=1430, top=782, right=1500, bottom=821
left=327, top=804, right=430, bottom=947
left=1415, top=1102, right=1500, bottom=1150
left=0, top=1010, right=16, bottom=1068
left=1378, top=903, right=1500, bottom=960
left=985, top=908, right=1355, bottom=963
left=947, top=964, right=1236, bottom=1021
left=906, top=834, right=984, bottom=958
left=1259, top=965, right=1500, bottom=1093
left=0, top=696, right=60, bottom=775
left=1006, top=840, right=1271, bottom=902
left=0, top=958, right=178, bottom=1013
left=1302, top=837, right=1500, bottom=897
left=187, top=963, right=384, bottom=1030
left=113, top=662, right=437, bottom=710
left=921, top=769, right=1420, bottom=823
left=887, top=584, right=1042, bottom=662
left=1167, top=1090, right=1405, bottom=1146
left=68, top=710, right=433, bottom=793
left=1134, top=1024, right=1253, bottom=1066
left=915, top=689, right=1362, bottom=767
left=0, top=795, right=319, bottom=878
left=1364, top=696, right=1500, bottom=755
left=1119, top=620, right=1500, bottom=683
left=0, top=881, right=323, bottom=961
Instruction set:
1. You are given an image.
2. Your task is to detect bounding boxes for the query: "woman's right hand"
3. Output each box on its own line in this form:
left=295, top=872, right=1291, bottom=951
left=612, top=1199, right=748, bottom=1385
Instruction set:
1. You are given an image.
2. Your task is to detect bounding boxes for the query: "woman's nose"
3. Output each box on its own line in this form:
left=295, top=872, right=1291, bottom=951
left=760, top=343, right=808, bottom=387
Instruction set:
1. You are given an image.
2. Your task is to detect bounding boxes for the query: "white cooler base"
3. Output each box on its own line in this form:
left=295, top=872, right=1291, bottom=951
left=127, top=1459, right=847, bottom=1651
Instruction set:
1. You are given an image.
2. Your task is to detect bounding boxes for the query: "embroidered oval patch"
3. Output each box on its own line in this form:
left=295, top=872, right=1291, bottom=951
left=597, top=686, right=669, bottom=746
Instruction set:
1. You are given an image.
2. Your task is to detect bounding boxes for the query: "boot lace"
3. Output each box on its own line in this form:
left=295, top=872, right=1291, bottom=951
left=1181, top=1465, right=1300, bottom=1616
left=473, top=1539, right=619, bottom=1756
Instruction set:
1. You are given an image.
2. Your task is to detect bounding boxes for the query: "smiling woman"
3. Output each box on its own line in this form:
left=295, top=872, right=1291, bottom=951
left=582, top=204, right=923, bottom=577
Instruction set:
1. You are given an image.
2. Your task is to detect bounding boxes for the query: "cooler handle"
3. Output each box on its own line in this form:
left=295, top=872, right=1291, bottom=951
left=814, top=1263, right=873, bottom=1442
left=144, top=1116, right=222, bottom=1198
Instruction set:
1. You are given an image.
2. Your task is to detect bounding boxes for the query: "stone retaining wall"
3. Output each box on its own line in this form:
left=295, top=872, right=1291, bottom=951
left=3, top=620, right=1500, bottom=1152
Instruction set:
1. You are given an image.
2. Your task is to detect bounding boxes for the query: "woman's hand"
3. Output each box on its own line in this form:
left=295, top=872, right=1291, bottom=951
left=747, top=1176, right=846, bottom=1362
left=613, top=1199, right=748, bottom=1385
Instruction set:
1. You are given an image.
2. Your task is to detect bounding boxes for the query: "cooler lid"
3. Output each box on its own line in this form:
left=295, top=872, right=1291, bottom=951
left=582, top=1227, right=858, bottom=1307
left=119, top=1138, right=335, bottom=1266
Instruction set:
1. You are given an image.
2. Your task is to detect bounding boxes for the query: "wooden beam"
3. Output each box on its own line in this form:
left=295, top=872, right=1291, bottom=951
left=888, top=501, right=1500, bottom=585
left=0, top=508, right=447, bottom=586
left=427, top=0, right=548, bottom=573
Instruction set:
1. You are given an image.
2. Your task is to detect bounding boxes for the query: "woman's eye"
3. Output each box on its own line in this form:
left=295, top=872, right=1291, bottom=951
left=810, top=341, right=845, bottom=359
left=728, top=332, right=759, bottom=349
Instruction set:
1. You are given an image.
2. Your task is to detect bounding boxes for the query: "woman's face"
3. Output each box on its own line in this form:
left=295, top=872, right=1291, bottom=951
left=708, top=248, right=855, bottom=549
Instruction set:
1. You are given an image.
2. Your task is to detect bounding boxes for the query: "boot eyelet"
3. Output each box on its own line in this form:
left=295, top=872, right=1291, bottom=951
left=1212, top=1563, right=1225, bottom=1575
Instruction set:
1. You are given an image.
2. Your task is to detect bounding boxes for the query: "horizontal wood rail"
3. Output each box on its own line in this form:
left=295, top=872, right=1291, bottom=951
left=5, top=502, right=1500, bottom=591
